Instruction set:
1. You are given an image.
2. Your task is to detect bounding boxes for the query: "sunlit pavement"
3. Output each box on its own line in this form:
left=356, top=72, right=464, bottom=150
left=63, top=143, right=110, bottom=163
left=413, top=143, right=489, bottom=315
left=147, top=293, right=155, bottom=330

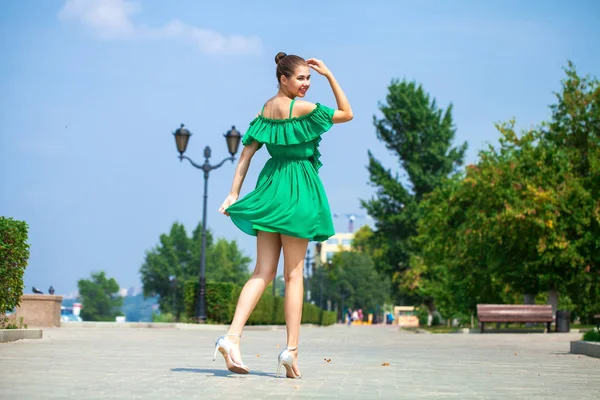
left=1, top=324, right=598, bottom=399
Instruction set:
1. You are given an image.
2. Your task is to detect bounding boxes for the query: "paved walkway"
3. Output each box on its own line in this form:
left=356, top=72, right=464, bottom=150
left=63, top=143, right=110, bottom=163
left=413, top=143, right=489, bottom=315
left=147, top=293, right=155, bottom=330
left=1, top=325, right=598, bottom=399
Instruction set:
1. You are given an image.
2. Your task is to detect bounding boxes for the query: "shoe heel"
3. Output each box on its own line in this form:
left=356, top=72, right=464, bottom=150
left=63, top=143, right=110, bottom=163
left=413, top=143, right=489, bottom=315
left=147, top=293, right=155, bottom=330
left=213, top=343, right=220, bottom=361
left=276, top=359, right=283, bottom=378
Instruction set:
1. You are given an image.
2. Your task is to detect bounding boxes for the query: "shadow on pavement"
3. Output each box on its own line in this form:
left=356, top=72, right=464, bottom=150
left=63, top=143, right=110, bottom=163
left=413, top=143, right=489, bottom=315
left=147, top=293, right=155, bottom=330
left=171, top=368, right=276, bottom=378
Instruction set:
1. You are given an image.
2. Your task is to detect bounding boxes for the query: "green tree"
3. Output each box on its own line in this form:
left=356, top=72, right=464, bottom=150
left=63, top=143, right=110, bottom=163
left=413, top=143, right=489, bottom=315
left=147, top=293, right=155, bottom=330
left=140, top=221, right=251, bottom=320
left=77, top=271, right=123, bottom=321
left=361, top=79, right=467, bottom=305
left=206, top=238, right=251, bottom=286
left=415, top=64, right=600, bottom=322
left=0, top=217, right=30, bottom=327
left=325, top=251, right=390, bottom=314
left=544, top=63, right=600, bottom=320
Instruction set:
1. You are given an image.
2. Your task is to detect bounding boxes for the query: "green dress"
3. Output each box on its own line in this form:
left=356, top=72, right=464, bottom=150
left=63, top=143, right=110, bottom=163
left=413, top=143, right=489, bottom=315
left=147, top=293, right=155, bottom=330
left=226, top=100, right=336, bottom=242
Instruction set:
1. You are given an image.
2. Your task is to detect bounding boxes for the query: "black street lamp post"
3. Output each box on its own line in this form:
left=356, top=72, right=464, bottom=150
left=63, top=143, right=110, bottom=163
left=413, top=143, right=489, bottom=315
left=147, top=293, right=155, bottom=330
left=172, top=123, right=242, bottom=322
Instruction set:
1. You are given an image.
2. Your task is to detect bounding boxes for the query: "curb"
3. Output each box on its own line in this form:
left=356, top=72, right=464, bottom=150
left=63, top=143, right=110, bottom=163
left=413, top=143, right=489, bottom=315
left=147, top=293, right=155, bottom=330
left=0, top=329, right=43, bottom=343
left=59, top=321, right=325, bottom=331
left=570, top=341, right=600, bottom=358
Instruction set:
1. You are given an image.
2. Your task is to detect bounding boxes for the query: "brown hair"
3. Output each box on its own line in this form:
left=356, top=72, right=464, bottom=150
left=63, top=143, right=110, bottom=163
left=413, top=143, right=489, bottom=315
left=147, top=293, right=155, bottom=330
left=274, top=52, right=306, bottom=83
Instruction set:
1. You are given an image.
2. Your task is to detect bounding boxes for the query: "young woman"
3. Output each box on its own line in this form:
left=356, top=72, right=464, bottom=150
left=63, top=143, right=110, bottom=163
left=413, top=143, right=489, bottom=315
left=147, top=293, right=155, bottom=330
left=214, top=52, right=353, bottom=379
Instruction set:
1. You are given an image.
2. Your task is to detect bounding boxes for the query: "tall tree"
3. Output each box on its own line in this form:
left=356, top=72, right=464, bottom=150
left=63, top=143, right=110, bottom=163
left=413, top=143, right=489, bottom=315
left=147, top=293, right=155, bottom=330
left=544, top=63, right=600, bottom=319
left=77, top=271, right=123, bottom=321
left=206, top=239, right=252, bottom=286
left=361, top=80, right=467, bottom=304
left=415, top=64, right=600, bottom=322
left=325, top=251, right=390, bottom=314
left=139, top=221, right=251, bottom=320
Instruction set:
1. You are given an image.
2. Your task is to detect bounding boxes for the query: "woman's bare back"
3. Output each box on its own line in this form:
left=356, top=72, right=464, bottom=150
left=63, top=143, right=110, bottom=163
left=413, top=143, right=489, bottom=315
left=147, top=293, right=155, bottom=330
left=260, top=97, right=316, bottom=120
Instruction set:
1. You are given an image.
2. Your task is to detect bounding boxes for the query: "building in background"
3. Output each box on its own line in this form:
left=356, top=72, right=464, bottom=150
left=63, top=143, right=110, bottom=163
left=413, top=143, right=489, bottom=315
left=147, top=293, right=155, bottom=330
left=318, top=232, right=354, bottom=264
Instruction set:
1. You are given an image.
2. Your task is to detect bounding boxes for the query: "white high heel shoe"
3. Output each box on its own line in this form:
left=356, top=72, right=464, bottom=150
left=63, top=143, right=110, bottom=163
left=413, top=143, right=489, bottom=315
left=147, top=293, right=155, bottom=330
left=213, top=333, right=249, bottom=374
left=277, top=346, right=301, bottom=379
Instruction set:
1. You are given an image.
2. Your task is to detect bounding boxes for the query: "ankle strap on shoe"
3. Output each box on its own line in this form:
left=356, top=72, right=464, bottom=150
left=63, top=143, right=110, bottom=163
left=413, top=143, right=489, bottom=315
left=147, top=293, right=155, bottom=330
left=286, top=346, right=298, bottom=351
left=226, top=333, right=242, bottom=338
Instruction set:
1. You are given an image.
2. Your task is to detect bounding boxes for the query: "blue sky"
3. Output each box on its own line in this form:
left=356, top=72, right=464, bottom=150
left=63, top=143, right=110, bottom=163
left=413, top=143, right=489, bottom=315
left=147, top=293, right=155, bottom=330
left=1, top=0, right=599, bottom=295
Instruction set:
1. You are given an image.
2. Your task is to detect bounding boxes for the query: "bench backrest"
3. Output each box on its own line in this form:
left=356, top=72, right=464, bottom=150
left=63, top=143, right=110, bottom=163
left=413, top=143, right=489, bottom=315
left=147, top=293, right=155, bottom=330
left=477, top=304, right=554, bottom=322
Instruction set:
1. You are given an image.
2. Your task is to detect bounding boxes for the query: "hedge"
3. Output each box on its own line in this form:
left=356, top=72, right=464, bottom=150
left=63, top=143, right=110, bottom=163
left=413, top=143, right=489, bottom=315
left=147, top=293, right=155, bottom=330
left=183, top=279, right=335, bottom=326
left=184, top=280, right=241, bottom=323
left=0, top=217, right=30, bottom=324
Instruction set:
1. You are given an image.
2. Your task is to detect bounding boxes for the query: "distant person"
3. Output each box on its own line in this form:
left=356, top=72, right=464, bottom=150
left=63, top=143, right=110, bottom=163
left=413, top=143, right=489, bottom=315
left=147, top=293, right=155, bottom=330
left=347, top=308, right=353, bottom=326
left=386, top=312, right=395, bottom=325
left=215, top=52, right=353, bottom=379
left=358, top=308, right=363, bottom=322
left=352, top=310, right=359, bottom=324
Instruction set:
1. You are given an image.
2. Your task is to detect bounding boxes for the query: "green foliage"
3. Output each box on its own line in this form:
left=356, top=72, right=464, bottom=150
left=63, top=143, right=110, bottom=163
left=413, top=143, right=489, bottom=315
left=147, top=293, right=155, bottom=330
left=184, top=279, right=332, bottom=326
left=140, top=221, right=251, bottom=321
left=325, top=251, right=390, bottom=312
left=207, top=282, right=241, bottom=323
left=266, top=275, right=285, bottom=298
left=0, top=217, right=30, bottom=327
left=301, top=303, right=321, bottom=324
left=320, top=310, right=337, bottom=326
left=361, top=79, right=467, bottom=303
left=272, top=296, right=286, bottom=325
left=184, top=280, right=241, bottom=323
left=152, top=312, right=177, bottom=323
left=583, top=328, right=600, bottom=342
left=414, top=63, right=600, bottom=322
left=3, top=317, right=28, bottom=330
left=207, top=239, right=252, bottom=286
left=248, top=293, right=275, bottom=325
left=183, top=279, right=197, bottom=320
left=77, top=271, right=123, bottom=321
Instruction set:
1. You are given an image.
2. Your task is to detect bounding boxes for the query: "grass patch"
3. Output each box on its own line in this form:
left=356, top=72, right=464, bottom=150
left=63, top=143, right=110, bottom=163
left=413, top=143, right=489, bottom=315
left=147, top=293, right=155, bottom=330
left=419, top=326, right=461, bottom=334
left=571, top=324, right=596, bottom=330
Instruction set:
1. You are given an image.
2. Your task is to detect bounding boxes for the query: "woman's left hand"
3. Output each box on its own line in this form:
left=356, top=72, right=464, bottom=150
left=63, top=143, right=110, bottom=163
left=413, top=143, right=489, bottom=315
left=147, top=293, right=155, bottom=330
left=218, top=194, right=238, bottom=216
left=307, top=58, right=331, bottom=77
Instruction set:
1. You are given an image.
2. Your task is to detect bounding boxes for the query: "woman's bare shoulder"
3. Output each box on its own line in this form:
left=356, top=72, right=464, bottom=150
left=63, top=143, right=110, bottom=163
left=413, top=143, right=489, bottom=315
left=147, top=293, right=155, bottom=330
left=293, top=100, right=317, bottom=117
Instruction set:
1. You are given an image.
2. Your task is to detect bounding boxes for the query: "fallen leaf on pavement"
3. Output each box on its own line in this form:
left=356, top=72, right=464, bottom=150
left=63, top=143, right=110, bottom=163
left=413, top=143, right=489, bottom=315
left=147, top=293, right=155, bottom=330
left=381, top=362, right=390, bottom=366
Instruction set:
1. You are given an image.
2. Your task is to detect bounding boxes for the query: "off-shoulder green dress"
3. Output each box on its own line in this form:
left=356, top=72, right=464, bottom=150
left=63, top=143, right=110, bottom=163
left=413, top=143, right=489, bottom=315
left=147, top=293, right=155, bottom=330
left=226, top=100, right=336, bottom=242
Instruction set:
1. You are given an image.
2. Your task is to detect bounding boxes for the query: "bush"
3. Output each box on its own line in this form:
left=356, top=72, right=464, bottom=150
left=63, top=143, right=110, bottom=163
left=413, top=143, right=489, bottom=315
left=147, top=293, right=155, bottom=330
left=152, top=312, right=177, bottom=323
left=301, top=303, right=321, bottom=324
left=320, top=310, right=337, bottom=326
left=417, top=306, right=429, bottom=326
left=0, top=217, right=30, bottom=328
left=184, top=280, right=241, bottom=323
left=184, top=279, right=334, bottom=326
left=273, top=296, right=286, bottom=325
left=583, top=328, right=600, bottom=342
left=248, top=293, right=275, bottom=325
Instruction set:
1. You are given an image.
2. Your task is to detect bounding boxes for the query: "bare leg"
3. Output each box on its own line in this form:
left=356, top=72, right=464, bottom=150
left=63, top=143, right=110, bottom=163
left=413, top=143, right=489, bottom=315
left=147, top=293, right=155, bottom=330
left=226, top=231, right=281, bottom=364
left=281, top=234, right=309, bottom=376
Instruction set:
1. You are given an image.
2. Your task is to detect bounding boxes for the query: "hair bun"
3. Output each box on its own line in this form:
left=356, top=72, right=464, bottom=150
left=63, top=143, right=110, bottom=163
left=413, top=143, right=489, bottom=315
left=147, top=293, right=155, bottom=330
left=275, top=52, right=287, bottom=65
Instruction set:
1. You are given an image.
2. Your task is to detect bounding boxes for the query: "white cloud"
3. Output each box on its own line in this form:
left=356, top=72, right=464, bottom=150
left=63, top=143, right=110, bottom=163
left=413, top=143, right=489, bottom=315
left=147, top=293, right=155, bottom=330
left=58, top=0, right=262, bottom=55
left=58, top=0, right=139, bottom=39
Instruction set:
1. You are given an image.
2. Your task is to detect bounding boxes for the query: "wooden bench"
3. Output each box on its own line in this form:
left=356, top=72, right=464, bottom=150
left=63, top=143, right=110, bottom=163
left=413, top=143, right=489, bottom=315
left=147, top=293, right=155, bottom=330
left=477, top=304, right=554, bottom=333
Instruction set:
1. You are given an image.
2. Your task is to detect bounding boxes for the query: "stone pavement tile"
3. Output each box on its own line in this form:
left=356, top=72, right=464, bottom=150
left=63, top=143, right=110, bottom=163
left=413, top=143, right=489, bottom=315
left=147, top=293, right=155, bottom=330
left=1, top=325, right=599, bottom=399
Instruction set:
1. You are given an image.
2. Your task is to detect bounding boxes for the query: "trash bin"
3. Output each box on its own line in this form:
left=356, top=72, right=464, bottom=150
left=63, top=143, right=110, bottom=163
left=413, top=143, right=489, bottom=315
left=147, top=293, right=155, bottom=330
left=555, top=310, right=570, bottom=332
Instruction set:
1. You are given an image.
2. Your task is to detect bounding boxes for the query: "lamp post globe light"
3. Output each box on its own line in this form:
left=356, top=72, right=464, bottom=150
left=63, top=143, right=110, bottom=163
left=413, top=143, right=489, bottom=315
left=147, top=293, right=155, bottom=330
left=172, top=123, right=242, bottom=322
